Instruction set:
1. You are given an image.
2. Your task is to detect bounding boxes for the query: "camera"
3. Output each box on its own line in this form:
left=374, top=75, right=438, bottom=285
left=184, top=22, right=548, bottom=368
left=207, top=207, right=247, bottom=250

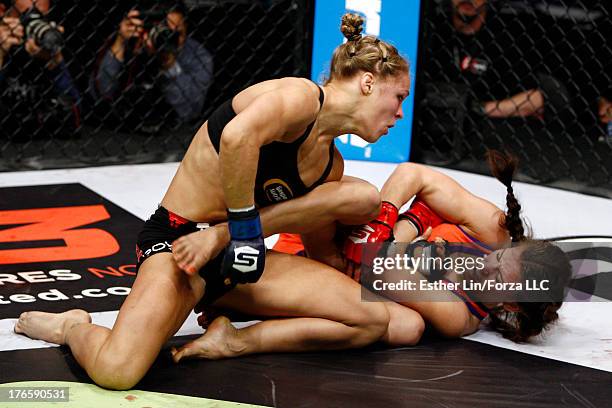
left=139, top=9, right=180, bottom=54
left=20, top=7, right=63, bottom=55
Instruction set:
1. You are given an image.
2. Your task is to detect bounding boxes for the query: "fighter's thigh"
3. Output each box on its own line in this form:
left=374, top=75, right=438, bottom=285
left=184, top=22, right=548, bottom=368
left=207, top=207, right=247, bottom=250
left=215, top=252, right=386, bottom=323
left=106, top=253, right=205, bottom=362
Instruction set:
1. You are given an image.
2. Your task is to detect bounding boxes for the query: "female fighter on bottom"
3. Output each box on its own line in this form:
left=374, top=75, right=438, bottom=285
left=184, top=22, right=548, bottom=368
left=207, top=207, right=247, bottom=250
left=170, top=151, right=572, bottom=361
left=350, top=151, right=572, bottom=342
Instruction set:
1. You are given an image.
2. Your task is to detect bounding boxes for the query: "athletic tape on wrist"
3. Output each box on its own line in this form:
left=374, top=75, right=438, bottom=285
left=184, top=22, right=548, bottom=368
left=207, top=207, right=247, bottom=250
left=228, top=207, right=262, bottom=240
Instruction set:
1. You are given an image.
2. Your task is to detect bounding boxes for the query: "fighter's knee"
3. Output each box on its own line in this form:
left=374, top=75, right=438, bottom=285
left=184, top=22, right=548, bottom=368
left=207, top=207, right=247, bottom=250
left=384, top=308, right=425, bottom=346
left=403, top=314, right=425, bottom=346
left=395, top=161, right=422, bottom=176
left=352, top=303, right=390, bottom=346
left=341, top=181, right=381, bottom=221
left=91, top=368, right=143, bottom=391
left=89, top=353, right=147, bottom=390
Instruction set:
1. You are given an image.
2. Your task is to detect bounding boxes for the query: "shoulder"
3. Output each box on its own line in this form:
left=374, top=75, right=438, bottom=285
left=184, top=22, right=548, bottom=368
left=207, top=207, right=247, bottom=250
left=461, top=201, right=509, bottom=246
left=236, top=78, right=322, bottom=125
left=223, top=78, right=322, bottom=143
left=187, top=38, right=209, bottom=52
left=275, top=79, right=324, bottom=139
left=182, top=38, right=211, bottom=59
left=278, top=78, right=322, bottom=115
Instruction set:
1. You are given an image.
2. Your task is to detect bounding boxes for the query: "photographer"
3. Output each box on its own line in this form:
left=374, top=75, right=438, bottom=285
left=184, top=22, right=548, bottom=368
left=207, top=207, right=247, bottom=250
left=0, top=0, right=80, bottom=140
left=91, top=1, right=213, bottom=132
left=417, top=0, right=569, bottom=174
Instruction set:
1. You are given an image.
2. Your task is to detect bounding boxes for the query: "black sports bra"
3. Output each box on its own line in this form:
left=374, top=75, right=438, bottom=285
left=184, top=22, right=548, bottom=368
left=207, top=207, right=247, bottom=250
left=207, top=84, right=334, bottom=208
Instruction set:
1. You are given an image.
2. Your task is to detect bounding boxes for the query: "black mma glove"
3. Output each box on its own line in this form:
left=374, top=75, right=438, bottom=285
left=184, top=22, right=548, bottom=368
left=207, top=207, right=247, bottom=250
left=407, top=238, right=448, bottom=281
left=222, top=206, right=266, bottom=285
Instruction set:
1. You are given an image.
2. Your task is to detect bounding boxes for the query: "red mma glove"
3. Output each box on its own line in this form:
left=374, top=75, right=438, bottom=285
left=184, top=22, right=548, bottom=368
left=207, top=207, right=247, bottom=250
left=398, top=199, right=443, bottom=237
left=344, top=201, right=399, bottom=266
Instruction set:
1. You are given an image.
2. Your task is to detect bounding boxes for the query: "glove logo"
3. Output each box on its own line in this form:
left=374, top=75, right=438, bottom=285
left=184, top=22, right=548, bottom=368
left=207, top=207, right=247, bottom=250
left=348, top=225, right=374, bottom=244
left=232, top=245, right=260, bottom=273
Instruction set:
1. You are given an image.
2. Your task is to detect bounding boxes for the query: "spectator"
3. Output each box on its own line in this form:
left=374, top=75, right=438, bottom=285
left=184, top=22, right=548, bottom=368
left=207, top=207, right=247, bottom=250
left=541, top=0, right=611, bottom=149
left=0, top=0, right=80, bottom=141
left=90, top=0, right=213, bottom=133
left=416, top=0, right=568, bottom=174
left=584, top=3, right=611, bottom=145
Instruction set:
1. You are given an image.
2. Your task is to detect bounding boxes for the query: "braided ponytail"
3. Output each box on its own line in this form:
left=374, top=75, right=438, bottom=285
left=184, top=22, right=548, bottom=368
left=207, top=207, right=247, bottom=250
left=486, top=149, right=525, bottom=242
left=485, top=150, right=571, bottom=342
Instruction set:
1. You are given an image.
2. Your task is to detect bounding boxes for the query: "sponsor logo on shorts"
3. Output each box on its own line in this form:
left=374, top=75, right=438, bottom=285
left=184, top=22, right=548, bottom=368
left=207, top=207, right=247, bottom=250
left=168, top=212, right=188, bottom=228
left=140, top=241, right=173, bottom=262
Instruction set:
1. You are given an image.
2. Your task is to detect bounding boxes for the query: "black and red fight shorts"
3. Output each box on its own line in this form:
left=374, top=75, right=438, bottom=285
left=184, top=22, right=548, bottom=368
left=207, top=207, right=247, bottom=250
left=135, top=206, right=234, bottom=305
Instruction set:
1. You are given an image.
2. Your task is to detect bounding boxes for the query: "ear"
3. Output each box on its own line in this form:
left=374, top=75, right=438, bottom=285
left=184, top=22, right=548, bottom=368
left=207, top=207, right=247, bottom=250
left=502, top=302, right=520, bottom=313
left=359, top=72, right=376, bottom=96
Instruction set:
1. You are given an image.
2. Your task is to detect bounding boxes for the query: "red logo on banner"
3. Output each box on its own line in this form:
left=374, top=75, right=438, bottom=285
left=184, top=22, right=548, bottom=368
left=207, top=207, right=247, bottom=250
left=0, top=205, right=120, bottom=264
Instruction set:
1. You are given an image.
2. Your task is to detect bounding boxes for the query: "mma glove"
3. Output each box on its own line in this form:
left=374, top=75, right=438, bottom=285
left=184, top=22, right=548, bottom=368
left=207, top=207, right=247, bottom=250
left=398, top=199, right=444, bottom=237
left=407, top=237, right=448, bottom=280
left=222, top=206, right=266, bottom=285
left=344, top=201, right=399, bottom=266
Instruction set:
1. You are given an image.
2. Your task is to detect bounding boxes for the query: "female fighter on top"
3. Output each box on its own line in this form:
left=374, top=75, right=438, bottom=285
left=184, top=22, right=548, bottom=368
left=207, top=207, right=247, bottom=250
left=14, top=13, right=411, bottom=389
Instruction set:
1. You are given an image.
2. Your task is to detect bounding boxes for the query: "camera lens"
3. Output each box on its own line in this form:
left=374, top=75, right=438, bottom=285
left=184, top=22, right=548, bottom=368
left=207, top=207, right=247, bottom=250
left=149, top=25, right=179, bottom=53
left=21, top=8, right=64, bottom=54
left=30, top=20, right=64, bottom=54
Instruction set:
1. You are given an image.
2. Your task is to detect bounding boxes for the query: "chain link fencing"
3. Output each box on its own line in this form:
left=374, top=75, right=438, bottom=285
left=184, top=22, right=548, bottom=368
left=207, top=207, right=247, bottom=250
left=1, top=0, right=611, bottom=198
left=412, top=0, right=612, bottom=197
left=0, top=0, right=311, bottom=170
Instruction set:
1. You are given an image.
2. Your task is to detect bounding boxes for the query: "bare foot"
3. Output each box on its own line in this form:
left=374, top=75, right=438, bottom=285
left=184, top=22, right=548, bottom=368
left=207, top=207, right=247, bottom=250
left=171, top=316, right=246, bottom=362
left=172, top=227, right=227, bottom=275
left=14, top=309, right=91, bottom=345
